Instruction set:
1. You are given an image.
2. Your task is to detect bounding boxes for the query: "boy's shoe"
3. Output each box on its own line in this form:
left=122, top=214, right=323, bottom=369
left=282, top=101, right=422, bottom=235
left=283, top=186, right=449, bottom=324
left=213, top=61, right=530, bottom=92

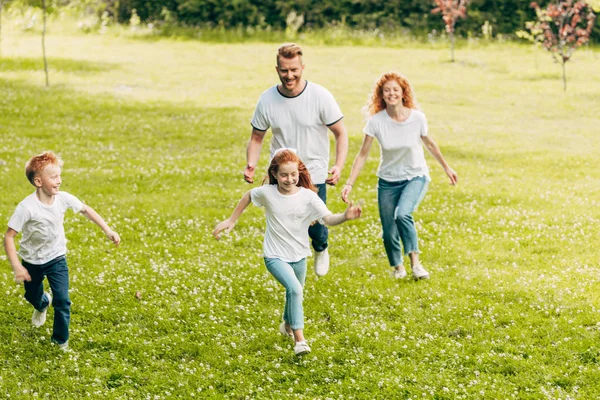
left=32, top=292, right=52, bottom=328
left=412, top=264, right=430, bottom=280
left=314, top=249, right=330, bottom=277
left=279, top=321, right=294, bottom=339
left=294, top=341, right=311, bottom=356
left=393, top=266, right=407, bottom=279
left=52, top=339, right=69, bottom=352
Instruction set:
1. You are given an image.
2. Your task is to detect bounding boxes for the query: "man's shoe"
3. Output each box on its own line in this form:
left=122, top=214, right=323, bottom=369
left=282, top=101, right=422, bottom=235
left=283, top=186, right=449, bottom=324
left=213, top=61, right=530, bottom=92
left=314, top=249, right=330, bottom=277
left=32, top=292, right=52, bottom=328
left=412, top=264, right=430, bottom=280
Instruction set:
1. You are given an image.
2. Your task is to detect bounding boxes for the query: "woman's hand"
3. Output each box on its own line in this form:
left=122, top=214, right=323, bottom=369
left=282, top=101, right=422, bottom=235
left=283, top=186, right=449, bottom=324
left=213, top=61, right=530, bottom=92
left=341, top=184, right=353, bottom=203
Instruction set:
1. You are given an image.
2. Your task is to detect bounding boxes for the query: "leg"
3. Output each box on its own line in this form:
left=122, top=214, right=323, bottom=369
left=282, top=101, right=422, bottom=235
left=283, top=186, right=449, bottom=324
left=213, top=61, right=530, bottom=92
left=264, top=258, right=305, bottom=333
left=22, top=262, right=49, bottom=311
left=308, top=184, right=328, bottom=252
left=394, top=177, right=429, bottom=261
left=377, top=179, right=404, bottom=267
left=45, top=257, right=71, bottom=345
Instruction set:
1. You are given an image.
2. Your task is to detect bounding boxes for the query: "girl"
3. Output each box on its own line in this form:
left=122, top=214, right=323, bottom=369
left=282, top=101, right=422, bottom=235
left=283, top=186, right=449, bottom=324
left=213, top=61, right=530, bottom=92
left=213, top=149, right=361, bottom=355
left=341, top=72, right=457, bottom=280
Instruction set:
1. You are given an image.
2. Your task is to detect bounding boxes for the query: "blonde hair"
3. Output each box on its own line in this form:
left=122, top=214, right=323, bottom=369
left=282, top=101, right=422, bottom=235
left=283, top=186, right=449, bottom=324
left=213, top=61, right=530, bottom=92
left=365, top=72, right=420, bottom=116
left=277, top=43, right=303, bottom=66
left=25, top=151, right=63, bottom=186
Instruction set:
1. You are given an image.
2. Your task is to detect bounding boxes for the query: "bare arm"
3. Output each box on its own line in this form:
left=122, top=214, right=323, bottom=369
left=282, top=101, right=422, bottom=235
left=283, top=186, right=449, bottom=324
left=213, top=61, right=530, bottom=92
left=421, top=135, right=458, bottom=185
left=213, top=191, right=252, bottom=239
left=341, top=135, right=375, bottom=203
left=3, top=228, right=31, bottom=283
left=245, top=128, right=267, bottom=183
left=325, top=119, right=349, bottom=185
left=322, top=201, right=362, bottom=226
left=80, top=205, right=121, bottom=246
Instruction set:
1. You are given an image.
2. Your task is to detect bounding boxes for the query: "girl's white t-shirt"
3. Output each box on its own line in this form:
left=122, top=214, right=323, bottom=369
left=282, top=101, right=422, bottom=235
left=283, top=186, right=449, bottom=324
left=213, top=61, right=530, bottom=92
left=363, top=109, right=431, bottom=182
left=251, top=185, right=332, bottom=262
left=251, top=81, right=344, bottom=184
left=8, top=191, right=84, bottom=264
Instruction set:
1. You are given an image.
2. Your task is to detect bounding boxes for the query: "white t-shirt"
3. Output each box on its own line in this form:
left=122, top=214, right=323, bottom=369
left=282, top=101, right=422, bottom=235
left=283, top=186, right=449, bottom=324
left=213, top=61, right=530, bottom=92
left=251, top=81, right=344, bottom=184
left=8, top=191, right=84, bottom=264
left=251, top=185, right=332, bottom=262
left=363, top=109, right=431, bottom=182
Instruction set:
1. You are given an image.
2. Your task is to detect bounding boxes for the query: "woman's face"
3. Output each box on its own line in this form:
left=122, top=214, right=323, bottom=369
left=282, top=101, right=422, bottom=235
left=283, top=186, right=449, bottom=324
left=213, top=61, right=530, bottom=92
left=382, top=79, right=403, bottom=106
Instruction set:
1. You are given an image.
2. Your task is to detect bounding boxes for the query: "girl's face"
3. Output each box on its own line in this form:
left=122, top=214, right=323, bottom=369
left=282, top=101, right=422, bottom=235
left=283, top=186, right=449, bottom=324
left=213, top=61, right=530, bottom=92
left=274, top=161, right=300, bottom=195
left=382, top=79, right=403, bottom=107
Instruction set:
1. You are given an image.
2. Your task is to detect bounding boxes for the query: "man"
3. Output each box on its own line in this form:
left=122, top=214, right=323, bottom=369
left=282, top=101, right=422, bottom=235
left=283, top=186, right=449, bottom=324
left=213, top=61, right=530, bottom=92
left=244, top=43, right=348, bottom=277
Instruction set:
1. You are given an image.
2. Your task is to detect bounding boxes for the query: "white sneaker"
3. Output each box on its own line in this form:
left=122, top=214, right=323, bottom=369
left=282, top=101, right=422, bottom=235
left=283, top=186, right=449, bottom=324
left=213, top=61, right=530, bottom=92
left=314, top=249, right=330, bottom=276
left=412, top=264, right=430, bottom=280
left=32, top=292, right=52, bottom=328
left=52, top=339, right=69, bottom=351
left=393, top=266, right=407, bottom=279
left=294, top=340, right=311, bottom=356
left=279, top=321, right=294, bottom=339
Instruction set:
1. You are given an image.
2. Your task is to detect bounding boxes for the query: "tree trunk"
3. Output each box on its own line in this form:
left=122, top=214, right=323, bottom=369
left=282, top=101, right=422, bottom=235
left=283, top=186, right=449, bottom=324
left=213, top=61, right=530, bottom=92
left=562, top=60, right=566, bottom=92
left=42, top=0, right=49, bottom=87
left=450, top=32, right=455, bottom=62
left=0, top=0, right=4, bottom=58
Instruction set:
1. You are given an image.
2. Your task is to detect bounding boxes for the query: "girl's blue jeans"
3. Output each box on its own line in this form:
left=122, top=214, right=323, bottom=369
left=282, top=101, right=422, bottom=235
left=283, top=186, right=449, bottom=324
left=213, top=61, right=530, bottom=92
left=22, top=255, right=71, bottom=345
left=377, top=177, right=429, bottom=267
left=264, top=257, right=307, bottom=330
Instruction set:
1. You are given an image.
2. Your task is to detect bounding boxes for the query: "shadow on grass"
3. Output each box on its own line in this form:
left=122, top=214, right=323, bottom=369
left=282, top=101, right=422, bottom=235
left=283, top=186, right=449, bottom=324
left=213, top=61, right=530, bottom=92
left=0, top=56, right=116, bottom=74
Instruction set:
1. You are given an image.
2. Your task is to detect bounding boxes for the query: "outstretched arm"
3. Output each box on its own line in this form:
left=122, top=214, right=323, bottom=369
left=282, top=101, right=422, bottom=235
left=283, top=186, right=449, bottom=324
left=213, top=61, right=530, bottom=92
left=421, top=135, right=458, bottom=186
left=245, top=128, right=267, bottom=183
left=341, top=135, right=374, bottom=203
left=80, top=205, right=121, bottom=246
left=322, top=201, right=362, bottom=226
left=325, top=120, right=349, bottom=186
left=213, top=191, right=252, bottom=239
left=4, top=228, right=31, bottom=284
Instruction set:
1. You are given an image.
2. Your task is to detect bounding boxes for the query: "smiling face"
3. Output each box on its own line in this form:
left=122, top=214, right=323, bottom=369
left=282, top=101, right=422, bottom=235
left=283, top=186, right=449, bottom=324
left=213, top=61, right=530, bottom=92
left=382, top=79, right=403, bottom=107
left=276, top=56, right=305, bottom=96
left=273, top=161, right=300, bottom=195
left=35, top=163, right=62, bottom=198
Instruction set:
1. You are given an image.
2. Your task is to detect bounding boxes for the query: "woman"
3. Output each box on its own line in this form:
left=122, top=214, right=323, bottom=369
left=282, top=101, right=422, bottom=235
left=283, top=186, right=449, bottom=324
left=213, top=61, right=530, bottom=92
left=341, top=72, right=457, bottom=280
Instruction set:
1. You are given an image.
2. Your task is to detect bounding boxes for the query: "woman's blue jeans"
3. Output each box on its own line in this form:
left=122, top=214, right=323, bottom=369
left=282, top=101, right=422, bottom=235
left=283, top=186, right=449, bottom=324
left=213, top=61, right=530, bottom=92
left=264, top=258, right=307, bottom=330
left=377, top=177, right=429, bottom=267
left=22, top=255, right=71, bottom=345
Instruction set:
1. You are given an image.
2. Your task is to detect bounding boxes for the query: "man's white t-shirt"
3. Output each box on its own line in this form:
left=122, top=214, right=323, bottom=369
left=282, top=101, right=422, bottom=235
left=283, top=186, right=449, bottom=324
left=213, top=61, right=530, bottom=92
left=8, top=191, right=84, bottom=264
left=251, top=185, right=332, bottom=262
left=363, top=109, right=431, bottom=182
left=251, top=81, right=344, bottom=184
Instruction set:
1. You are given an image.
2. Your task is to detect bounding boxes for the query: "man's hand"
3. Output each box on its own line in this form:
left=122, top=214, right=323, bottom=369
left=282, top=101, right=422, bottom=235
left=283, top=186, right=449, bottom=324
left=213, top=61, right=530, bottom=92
left=244, top=163, right=255, bottom=184
left=325, top=165, right=342, bottom=186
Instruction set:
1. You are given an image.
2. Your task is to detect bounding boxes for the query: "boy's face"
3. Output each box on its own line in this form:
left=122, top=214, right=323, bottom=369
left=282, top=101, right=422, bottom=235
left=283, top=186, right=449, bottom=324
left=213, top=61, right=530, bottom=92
left=35, top=164, right=62, bottom=196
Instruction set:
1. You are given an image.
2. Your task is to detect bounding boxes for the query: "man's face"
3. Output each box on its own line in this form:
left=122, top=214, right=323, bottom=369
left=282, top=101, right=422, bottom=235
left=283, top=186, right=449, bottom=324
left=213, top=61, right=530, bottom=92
left=276, top=56, right=305, bottom=95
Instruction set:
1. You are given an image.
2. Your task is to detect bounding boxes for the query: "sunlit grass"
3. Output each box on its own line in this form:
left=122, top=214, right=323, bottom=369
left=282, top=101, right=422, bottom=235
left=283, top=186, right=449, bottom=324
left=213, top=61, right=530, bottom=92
left=1, top=27, right=600, bottom=399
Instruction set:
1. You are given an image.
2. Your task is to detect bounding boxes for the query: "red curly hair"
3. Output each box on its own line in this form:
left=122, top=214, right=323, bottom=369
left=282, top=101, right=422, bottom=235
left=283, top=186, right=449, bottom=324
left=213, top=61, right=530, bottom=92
left=25, top=151, right=63, bottom=186
left=263, top=149, right=316, bottom=192
left=365, top=72, right=420, bottom=116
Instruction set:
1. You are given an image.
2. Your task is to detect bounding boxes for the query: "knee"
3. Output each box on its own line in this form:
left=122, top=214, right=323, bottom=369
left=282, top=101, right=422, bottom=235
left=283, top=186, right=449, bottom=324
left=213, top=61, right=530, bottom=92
left=52, top=293, right=71, bottom=310
left=287, top=285, right=304, bottom=300
left=394, top=210, right=413, bottom=222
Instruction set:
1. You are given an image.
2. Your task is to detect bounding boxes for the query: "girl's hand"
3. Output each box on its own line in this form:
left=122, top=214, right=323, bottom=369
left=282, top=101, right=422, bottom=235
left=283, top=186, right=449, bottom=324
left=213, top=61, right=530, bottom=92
left=341, top=184, right=353, bottom=203
left=445, top=167, right=458, bottom=186
left=344, top=201, right=363, bottom=221
left=213, top=219, right=235, bottom=240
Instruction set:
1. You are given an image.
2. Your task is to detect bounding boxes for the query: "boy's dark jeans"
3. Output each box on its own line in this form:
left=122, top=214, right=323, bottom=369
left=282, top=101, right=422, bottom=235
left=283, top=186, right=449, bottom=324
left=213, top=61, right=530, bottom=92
left=22, top=255, right=70, bottom=345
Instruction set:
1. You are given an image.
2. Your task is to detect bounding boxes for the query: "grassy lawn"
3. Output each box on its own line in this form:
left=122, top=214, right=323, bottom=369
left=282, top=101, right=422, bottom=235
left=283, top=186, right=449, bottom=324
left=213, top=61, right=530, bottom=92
left=1, top=28, right=600, bottom=399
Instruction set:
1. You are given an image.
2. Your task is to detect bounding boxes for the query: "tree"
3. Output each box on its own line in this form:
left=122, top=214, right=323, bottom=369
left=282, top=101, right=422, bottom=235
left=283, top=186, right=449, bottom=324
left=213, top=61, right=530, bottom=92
left=0, top=0, right=5, bottom=57
left=432, top=0, right=468, bottom=62
left=520, top=1, right=596, bottom=91
left=41, top=0, right=49, bottom=86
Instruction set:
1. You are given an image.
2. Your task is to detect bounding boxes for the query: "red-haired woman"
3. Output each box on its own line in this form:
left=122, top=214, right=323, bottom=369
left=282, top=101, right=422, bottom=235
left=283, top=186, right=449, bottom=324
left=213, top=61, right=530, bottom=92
left=341, top=72, right=457, bottom=280
left=214, top=149, right=361, bottom=356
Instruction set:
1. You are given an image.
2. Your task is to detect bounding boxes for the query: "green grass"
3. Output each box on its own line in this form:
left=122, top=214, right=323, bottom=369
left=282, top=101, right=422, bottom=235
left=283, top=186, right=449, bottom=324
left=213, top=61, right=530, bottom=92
left=1, top=28, right=600, bottom=399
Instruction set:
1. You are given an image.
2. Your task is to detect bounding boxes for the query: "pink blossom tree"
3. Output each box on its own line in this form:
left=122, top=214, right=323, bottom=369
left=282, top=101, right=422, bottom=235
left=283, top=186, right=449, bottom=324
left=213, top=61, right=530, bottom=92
left=432, top=0, right=469, bottom=62
left=521, top=1, right=596, bottom=91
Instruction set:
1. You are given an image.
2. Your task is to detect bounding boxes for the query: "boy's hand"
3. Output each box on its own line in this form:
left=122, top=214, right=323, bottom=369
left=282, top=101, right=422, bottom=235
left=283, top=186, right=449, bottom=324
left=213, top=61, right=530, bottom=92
left=14, top=265, right=31, bottom=284
left=213, top=219, right=235, bottom=240
left=344, top=200, right=363, bottom=221
left=106, top=230, right=121, bottom=247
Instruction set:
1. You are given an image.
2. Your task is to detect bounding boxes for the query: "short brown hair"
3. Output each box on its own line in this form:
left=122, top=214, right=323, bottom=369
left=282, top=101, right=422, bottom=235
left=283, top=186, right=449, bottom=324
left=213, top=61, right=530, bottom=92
left=25, top=151, right=63, bottom=186
left=277, top=43, right=303, bottom=65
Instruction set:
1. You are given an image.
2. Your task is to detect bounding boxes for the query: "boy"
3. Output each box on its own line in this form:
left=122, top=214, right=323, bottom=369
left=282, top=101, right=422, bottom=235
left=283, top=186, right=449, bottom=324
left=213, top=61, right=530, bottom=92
left=4, top=151, right=120, bottom=351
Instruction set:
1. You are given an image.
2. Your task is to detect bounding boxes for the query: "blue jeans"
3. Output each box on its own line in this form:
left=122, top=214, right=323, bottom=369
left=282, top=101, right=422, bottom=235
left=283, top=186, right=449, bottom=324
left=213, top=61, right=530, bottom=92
left=308, top=184, right=328, bottom=252
left=377, top=177, right=429, bottom=267
left=264, top=257, right=307, bottom=330
left=23, top=255, right=70, bottom=344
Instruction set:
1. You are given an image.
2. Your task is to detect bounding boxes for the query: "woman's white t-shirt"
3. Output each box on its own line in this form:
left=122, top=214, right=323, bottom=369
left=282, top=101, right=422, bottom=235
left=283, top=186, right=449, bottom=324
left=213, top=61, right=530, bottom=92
left=251, top=185, right=332, bottom=262
left=363, top=109, right=431, bottom=182
left=8, top=191, right=84, bottom=264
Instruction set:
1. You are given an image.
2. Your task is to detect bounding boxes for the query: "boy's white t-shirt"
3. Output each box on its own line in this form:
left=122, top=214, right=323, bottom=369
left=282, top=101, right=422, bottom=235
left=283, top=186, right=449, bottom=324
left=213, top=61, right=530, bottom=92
left=251, top=81, right=344, bottom=184
left=363, top=109, right=431, bottom=182
left=251, top=185, right=332, bottom=263
left=8, top=191, right=84, bottom=264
